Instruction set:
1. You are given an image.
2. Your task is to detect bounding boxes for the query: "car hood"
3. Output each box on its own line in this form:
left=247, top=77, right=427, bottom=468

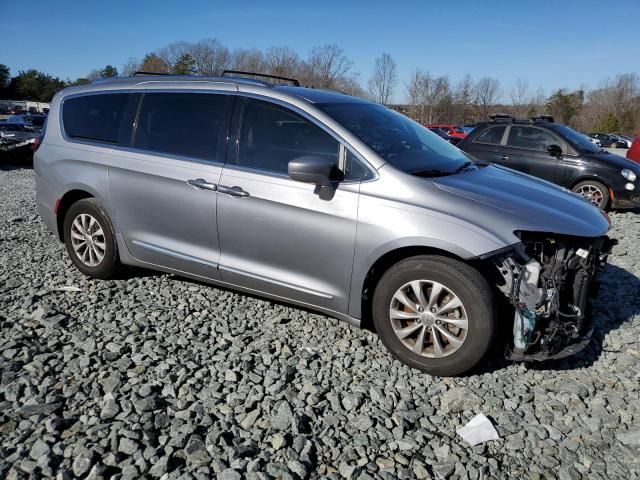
left=431, top=165, right=610, bottom=238
left=584, top=150, right=640, bottom=171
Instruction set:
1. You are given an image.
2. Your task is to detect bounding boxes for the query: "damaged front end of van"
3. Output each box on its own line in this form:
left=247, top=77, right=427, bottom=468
left=492, top=232, right=616, bottom=361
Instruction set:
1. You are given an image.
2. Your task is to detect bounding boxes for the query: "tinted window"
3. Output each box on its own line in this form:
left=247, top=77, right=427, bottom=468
left=236, top=99, right=339, bottom=174
left=134, top=93, right=228, bottom=161
left=344, top=149, right=374, bottom=181
left=507, top=126, right=559, bottom=151
left=474, top=126, right=506, bottom=145
left=63, top=94, right=128, bottom=143
left=549, top=125, right=600, bottom=153
left=318, top=103, right=471, bottom=175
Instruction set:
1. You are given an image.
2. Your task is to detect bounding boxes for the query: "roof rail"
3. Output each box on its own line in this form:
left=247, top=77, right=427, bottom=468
left=221, top=70, right=300, bottom=87
left=133, top=71, right=171, bottom=77
left=530, top=115, right=554, bottom=123
left=488, top=113, right=515, bottom=123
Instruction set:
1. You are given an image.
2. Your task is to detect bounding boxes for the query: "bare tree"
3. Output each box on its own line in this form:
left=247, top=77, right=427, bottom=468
left=368, top=53, right=397, bottom=105
left=265, top=46, right=300, bottom=79
left=86, top=69, right=102, bottom=82
left=229, top=48, right=266, bottom=74
left=452, top=74, right=475, bottom=124
left=404, top=70, right=450, bottom=124
left=121, top=57, right=141, bottom=77
left=190, top=38, right=230, bottom=76
left=474, top=77, right=501, bottom=119
left=510, top=78, right=529, bottom=117
left=301, top=44, right=353, bottom=89
left=157, top=41, right=191, bottom=71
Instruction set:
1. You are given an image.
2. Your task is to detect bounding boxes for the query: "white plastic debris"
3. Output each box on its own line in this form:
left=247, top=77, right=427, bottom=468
left=456, top=413, right=500, bottom=446
left=55, top=285, right=82, bottom=292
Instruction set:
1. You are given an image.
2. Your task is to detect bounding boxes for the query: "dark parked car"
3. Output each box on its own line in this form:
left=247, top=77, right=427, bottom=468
left=428, top=127, right=460, bottom=145
left=588, top=132, right=624, bottom=148
left=6, top=114, right=46, bottom=132
left=458, top=115, right=640, bottom=210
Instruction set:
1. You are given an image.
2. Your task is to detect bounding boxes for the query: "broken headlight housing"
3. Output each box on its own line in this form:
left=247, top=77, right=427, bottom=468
left=493, top=232, right=616, bottom=361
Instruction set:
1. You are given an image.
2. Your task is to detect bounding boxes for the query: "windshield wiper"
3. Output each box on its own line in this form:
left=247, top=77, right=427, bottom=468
left=453, top=161, right=475, bottom=174
left=412, top=169, right=452, bottom=178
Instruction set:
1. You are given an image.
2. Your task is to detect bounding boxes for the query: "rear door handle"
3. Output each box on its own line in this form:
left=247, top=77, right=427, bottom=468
left=218, top=185, right=250, bottom=197
left=187, top=178, right=217, bottom=191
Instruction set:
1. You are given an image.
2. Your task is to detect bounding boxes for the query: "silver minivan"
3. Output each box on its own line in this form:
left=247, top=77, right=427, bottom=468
left=35, top=73, right=614, bottom=376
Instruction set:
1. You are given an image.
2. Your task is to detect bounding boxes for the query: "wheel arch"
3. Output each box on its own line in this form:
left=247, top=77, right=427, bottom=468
left=570, top=175, right=612, bottom=191
left=358, top=245, right=469, bottom=332
left=570, top=175, right=614, bottom=207
left=55, top=189, right=95, bottom=241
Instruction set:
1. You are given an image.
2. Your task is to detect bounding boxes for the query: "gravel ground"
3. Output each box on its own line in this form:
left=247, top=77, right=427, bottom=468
left=1, top=165, right=639, bottom=480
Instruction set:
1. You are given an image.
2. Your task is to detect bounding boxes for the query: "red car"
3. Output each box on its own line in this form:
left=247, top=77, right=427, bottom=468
left=426, top=124, right=467, bottom=139
left=627, top=137, right=640, bottom=163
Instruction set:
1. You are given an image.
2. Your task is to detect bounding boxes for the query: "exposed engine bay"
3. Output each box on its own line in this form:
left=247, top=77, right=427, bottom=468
left=493, top=232, right=616, bottom=361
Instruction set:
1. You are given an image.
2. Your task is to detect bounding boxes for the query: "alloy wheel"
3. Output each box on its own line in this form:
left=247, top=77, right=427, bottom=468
left=70, top=213, right=106, bottom=267
left=389, top=280, right=468, bottom=358
left=575, top=184, right=604, bottom=207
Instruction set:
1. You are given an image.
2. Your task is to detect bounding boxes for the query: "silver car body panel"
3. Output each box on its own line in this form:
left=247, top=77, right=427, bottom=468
left=35, top=76, right=610, bottom=327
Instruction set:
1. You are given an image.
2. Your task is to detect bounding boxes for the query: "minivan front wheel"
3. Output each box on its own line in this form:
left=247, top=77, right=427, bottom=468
left=63, top=198, right=120, bottom=279
left=572, top=180, right=609, bottom=210
left=372, top=256, right=495, bottom=376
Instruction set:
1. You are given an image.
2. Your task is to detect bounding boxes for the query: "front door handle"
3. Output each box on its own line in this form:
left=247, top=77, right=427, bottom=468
left=187, top=178, right=217, bottom=191
left=218, top=185, right=250, bottom=197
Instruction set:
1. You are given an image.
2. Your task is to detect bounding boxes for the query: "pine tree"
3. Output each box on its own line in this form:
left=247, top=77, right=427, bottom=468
left=172, top=54, right=196, bottom=76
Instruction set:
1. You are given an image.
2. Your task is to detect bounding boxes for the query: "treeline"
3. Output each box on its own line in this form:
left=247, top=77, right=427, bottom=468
left=398, top=72, right=640, bottom=134
left=1, top=38, right=639, bottom=134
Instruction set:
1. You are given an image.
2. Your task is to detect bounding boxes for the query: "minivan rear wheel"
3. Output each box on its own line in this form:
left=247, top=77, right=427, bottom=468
left=572, top=180, right=609, bottom=210
left=63, top=198, right=121, bottom=279
left=372, top=255, right=495, bottom=376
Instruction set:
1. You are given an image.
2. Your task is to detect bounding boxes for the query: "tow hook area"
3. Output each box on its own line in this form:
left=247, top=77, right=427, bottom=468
left=493, top=233, right=616, bottom=361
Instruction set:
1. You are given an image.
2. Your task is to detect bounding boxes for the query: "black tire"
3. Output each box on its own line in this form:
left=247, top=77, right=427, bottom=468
left=610, top=141, right=618, bottom=148
left=63, top=198, right=121, bottom=279
left=572, top=180, right=610, bottom=210
left=372, top=255, right=495, bottom=376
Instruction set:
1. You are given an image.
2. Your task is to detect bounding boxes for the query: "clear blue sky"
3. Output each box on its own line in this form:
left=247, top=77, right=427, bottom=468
left=2, top=0, right=639, bottom=102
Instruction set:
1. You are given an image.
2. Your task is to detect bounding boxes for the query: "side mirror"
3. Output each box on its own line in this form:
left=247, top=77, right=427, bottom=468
left=547, top=144, right=562, bottom=157
left=288, top=155, right=335, bottom=187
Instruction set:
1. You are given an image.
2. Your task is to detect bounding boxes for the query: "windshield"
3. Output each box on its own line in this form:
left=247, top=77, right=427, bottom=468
left=317, top=102, right=473, bottom=175
left=549, top=124, right=601, bottom=153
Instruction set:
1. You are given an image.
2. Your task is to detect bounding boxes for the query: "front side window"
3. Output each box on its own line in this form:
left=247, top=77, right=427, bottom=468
left=550, top=125, right=599, bottom=153
left=63, top=93, right=129, bottom=143
left=344, top=149, right=374, bottom=181
left=318, top=102, right=472, bottom=175
left=235, top=98, right=339, bottom=174
left=506, top=126, right=560, bottom=151
left=474, top=126, right=506, bottom=145
left=133, top=93, right=228, bottom=161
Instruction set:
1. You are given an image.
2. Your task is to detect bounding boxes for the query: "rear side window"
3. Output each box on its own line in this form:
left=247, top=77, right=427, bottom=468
left=235, top=98, right=339, bottom=174
left=474, top=126, right=506, bottom=145
left=63, top=93, right=128, bottom=143
left=507, top=126, right=560, bottom=151
left=133, top=93, right=229, bottom=161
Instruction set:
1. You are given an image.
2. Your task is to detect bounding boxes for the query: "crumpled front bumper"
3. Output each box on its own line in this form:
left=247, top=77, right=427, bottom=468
left=493, top=234, right=616, bottom=362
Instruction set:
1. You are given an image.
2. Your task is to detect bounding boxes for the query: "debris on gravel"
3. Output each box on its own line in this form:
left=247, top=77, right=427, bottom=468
left=1, top=166, right=639, bottom=478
